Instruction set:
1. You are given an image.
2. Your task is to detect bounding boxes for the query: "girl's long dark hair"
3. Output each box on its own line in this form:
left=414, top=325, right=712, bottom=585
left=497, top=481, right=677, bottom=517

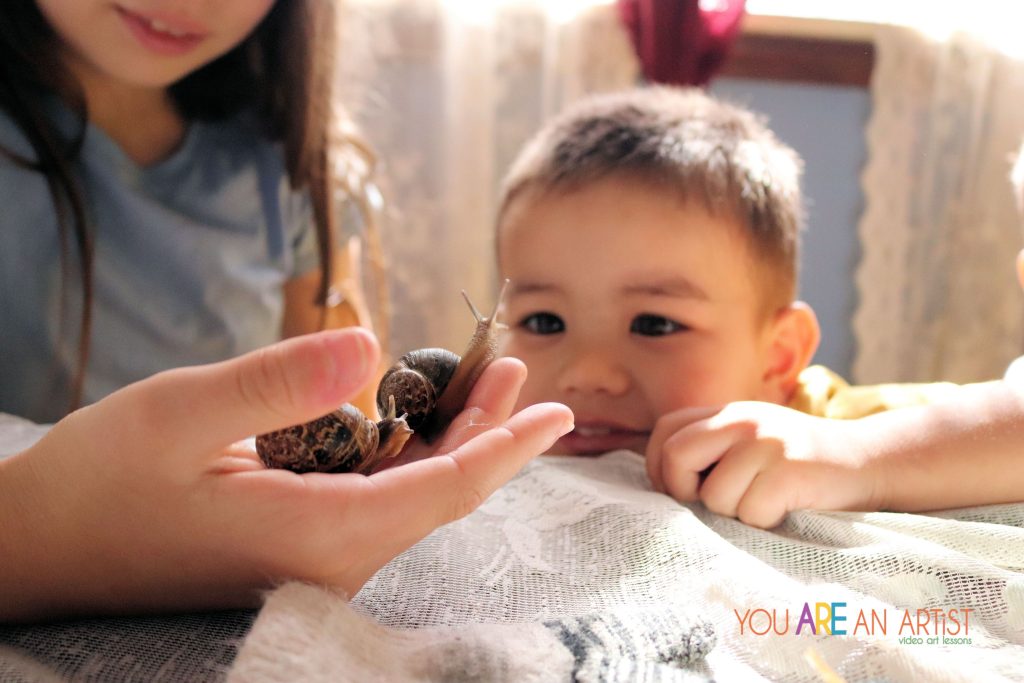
left=0, top=0, right=340, bottom=414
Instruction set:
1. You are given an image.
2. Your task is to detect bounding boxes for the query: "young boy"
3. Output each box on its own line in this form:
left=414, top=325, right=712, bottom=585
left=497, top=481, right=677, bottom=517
left=637, top=146, right=1024, bottom=529
left=496, top=86, right=1024, bottom=528
left=496, top=86, right=819, bottom=457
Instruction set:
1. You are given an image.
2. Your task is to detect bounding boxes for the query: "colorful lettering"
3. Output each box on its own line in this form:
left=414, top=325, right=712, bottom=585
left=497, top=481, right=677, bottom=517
left=899, top=609, right=914, bottom=635
left=796, top=602, right=816, bottom=635
left=815, top=602, right=833, bottom=635
left=831, top=602, right=847, bottom=636
left=734, top=609, right=751, bottom=635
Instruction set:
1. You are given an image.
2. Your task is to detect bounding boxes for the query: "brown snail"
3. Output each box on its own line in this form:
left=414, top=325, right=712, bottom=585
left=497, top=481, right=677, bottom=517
left=255, top=281, right=508, bottom=474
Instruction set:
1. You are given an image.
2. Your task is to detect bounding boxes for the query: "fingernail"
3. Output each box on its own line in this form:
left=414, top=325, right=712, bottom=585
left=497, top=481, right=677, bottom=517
left=559, top=414, right=575, bottom=436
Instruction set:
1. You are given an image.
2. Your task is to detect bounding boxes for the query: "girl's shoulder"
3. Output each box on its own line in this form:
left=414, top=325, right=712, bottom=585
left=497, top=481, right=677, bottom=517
left=0, top=109, right=61, bottom=205
left=0, top=107, right=43, bottom=161
left=0, top=96, right=92, bottom=172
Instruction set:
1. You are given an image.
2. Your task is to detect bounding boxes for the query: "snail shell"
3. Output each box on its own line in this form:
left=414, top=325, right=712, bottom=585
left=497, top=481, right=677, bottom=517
left=256, top=281, right=508, bottom=472
left=256, top=404, right=377, bottom=474
left=256, top=396, right=412, bottom=475
left=376, top=348, right=459, bottom=432
left=376, top=281, right=508, bottom=443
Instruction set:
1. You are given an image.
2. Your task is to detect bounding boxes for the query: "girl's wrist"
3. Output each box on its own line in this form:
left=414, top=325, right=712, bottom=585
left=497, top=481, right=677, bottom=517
left=0, top=438, right=93, bottom=622
left=0, top=448, right=51, bottom=621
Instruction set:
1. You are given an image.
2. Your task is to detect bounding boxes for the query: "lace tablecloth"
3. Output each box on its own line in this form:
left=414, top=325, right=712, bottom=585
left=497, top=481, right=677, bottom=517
left=2, top=414, right=1022, bottom=682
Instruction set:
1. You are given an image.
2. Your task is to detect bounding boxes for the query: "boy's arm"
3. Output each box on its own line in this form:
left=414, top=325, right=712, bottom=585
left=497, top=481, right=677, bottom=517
left=647, top=380, right=1024, bottom=528
left=854, top=380, right=1024, bottom=511
left=647, top=403, right=884, bottom=527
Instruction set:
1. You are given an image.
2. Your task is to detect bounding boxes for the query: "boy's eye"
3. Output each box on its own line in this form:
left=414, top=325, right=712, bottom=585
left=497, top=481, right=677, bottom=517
left=630, top=314, right=686, bottom=337
left=519, top=312, right=565, bottom=335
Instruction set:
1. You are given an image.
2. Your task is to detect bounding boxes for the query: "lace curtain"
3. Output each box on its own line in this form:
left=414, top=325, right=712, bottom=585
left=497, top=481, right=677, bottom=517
left=337, top=5, right=1024, bottom=384
left=336, top=0, right=639, bottom=359
left=854, top=25, right=1024, bottom=384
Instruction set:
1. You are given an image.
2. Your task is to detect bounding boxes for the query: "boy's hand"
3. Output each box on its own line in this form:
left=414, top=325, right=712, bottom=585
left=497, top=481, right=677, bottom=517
left=0, top=329, right=573, bottom=622
left=646, top=402, right=882, bottom=528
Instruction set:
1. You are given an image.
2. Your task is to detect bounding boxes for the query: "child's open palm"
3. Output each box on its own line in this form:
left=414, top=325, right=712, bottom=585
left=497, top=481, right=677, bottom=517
left=0, top=329, right=572, bottom=621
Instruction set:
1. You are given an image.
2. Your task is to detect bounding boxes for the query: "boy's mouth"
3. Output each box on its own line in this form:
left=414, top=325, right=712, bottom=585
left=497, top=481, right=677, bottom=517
left=554, top=421, right=649, bottom=456
left=117, top=6, right=207, bottom=56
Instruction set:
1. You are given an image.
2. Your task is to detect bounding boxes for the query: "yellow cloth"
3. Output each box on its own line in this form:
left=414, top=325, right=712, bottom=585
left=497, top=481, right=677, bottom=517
left=788, top=365, right=962, bottom=419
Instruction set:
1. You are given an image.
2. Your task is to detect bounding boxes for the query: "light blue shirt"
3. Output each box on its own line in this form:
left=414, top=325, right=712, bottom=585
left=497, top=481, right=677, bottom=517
left=0, top=105, right=319, bottom=423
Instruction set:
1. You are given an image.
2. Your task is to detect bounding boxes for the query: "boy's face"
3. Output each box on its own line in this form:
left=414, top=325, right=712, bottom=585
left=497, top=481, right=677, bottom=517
left=499, top=177, right=786, bottom=456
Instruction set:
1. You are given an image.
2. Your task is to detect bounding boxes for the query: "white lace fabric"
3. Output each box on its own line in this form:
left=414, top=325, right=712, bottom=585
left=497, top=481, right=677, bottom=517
left=231, top=452, right=1024, bottom=683
left=855, top=25, right=1024, bottom=385
left=2, top=411, right=1023, bottom=681
left=335, top=0, right=639, bottom=359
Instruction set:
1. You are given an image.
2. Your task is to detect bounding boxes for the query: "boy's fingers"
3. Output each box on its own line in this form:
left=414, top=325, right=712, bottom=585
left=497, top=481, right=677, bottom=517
left=646, top=406, right=723, bottom=492
left=366, top=402, right=574, bottom=541
left=736, top=471, right=789, bottom=529
left=658, top=423, right=744, bottom=502
left=126, top=329, right=381, bottom=454
left=698, top=441, right=769, bottom=518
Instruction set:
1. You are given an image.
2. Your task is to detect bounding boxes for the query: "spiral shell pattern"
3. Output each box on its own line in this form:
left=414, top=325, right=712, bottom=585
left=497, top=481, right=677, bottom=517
left=256, top=403, right=379, bottom=473
left=376, top=347, right=459, bottom=431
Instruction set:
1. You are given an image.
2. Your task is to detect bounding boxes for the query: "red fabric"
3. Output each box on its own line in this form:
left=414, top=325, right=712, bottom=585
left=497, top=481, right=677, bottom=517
left=618, top=0, right=746, bottom=86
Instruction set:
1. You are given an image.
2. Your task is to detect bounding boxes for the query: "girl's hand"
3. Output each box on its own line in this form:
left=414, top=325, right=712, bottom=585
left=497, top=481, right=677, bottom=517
left=0, top=329, right=573, bottom=622
left=645, top=402, right=883, bottom=528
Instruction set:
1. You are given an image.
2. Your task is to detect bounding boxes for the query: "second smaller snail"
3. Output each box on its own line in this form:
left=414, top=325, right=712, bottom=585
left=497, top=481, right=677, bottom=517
left=253, top=396, right=413, bottom=475
left=256, top=281, right=508, bottom=474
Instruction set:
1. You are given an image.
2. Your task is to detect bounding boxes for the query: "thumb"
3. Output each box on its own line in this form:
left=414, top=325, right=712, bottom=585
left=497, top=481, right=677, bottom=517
left=120, top=328, right=381, bottom=454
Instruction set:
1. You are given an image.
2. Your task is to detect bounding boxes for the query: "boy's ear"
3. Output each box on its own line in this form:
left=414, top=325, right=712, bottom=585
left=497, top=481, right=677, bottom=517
left=761, top=301, right=820, bottom=403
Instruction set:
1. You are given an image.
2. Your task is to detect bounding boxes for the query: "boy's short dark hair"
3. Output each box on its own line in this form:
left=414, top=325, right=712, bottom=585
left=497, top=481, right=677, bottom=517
left=498, top=86, right=805, bottom=308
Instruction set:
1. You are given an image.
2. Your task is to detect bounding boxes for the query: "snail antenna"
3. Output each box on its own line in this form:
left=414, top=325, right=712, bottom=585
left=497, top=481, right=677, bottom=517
left=489, top=279, right=510, bottom=324
left=461, top=289, right=484, bottom=323
left=461, top=279, right=510, bottom=325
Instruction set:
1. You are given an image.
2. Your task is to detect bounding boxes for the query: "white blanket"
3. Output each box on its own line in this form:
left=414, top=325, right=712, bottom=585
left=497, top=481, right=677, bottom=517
left=230, top=452, right=1024, bottom=683
left=2, top=414, right=1021, bottom=682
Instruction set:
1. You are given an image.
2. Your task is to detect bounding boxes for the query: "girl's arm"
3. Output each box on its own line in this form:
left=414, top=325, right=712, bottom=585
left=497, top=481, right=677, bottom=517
left=283, top=236, right=379, bottom=416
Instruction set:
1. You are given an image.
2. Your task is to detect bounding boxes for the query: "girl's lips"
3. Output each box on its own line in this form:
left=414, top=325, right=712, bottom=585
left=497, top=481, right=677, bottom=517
left=116, top=6, right=207, bottom=56
left=554, top=423, right=649, bottom=456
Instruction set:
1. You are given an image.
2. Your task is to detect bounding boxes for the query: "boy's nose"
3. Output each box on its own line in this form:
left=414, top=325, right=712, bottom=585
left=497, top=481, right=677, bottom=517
left=555, top=349, right=631, bottom=396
